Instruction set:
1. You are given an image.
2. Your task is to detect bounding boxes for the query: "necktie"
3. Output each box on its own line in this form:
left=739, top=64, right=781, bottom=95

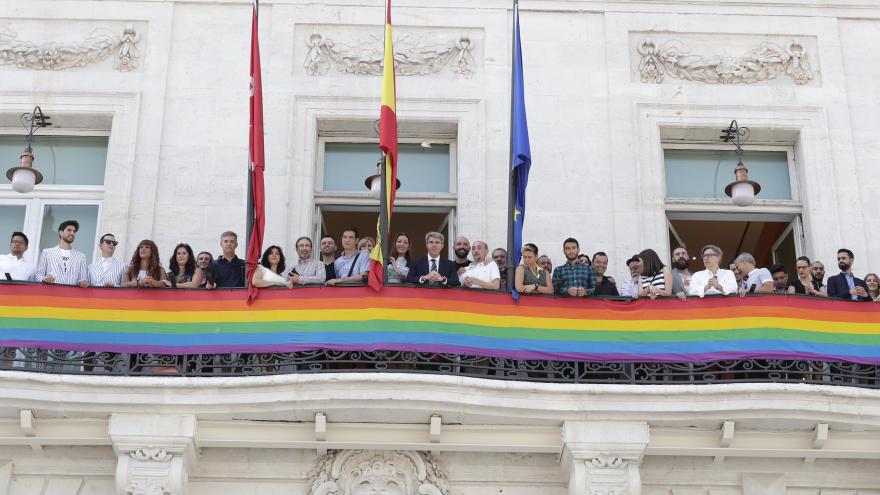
left=431, top=259, right=437, bottom=273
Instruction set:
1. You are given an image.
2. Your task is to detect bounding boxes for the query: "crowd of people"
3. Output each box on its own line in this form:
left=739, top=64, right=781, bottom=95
left=2, top=219, right=879, bottom=302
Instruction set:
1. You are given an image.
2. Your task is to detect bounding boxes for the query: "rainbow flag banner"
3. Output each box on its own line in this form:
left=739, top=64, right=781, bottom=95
left=1, top=284, right=879, bottom=364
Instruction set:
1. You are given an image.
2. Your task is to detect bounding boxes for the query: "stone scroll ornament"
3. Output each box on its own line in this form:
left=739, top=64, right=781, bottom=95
left=307, top=449, right=450, bottom=495
left=304, top=32, right=476, bottom=78
left=637, top=38, right=814, bottom=85
left=0, top=25, right=139, bottom=71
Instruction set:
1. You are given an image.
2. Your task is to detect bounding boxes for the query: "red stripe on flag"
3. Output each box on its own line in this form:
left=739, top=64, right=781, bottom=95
left=246, top=3, right=266, bottom=302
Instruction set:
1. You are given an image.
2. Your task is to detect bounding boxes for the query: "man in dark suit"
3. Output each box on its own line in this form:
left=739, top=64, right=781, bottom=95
left=406, top=231, right=461, bottom=287
left=826, top=248, right=870, bottom=301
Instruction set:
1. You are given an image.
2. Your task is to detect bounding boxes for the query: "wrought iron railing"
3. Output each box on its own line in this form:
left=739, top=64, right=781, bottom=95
left=1, top=348, right=878, bottom=388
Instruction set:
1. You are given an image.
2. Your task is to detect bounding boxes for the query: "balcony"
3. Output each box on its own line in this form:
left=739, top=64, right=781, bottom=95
left=2, top=282, right=878, bottom=387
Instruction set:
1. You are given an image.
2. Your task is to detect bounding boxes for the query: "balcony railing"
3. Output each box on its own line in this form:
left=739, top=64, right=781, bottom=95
left=1, top=282, right=878, bottom=387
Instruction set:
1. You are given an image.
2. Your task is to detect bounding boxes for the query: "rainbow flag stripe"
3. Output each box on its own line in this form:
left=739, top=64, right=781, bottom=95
left=1, top=284, right=879, bottom=364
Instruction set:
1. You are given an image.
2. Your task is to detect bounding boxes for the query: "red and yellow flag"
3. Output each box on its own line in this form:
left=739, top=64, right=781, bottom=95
left=368, top=1, right=398, bottom=292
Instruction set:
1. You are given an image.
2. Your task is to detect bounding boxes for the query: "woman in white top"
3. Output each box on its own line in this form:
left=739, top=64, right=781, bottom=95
left=866, top=273, right=880, bottom=302
left=637, top=248, right=673, bottom=299
left=122, top=240, right=168, bottom=288
left=252, top=245, right=293, bottom=289
left=386, top=233, right=411, bottom=284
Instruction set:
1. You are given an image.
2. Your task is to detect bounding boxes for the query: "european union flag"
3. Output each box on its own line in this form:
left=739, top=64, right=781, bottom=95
left=510, top=0, right=531, bottom=299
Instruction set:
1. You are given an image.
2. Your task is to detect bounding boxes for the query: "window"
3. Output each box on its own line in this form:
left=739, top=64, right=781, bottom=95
left=0, top=134, right=108, bottom=264
left=314, top=123, right=458, bottom=259
left=663, top=144, right=804, bottom=275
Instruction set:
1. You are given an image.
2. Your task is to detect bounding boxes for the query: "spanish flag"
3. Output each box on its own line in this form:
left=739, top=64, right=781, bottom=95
left=368, top=0, right=398, bottom=292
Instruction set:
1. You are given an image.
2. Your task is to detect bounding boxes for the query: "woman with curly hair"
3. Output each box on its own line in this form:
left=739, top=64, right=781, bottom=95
left=252, top=245, right=293, bottom=288
left=122, top=240, right=168, bottom=288
left=166, top=243, right=206, bottom=288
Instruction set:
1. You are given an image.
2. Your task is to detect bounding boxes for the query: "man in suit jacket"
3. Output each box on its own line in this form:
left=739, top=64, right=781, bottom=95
left=827, top=248, right=870, bottom=301
left=405, top=231, right=461, bottom=287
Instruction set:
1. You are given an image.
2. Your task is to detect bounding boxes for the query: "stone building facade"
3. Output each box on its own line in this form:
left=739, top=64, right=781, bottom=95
left=1, top=0, right=880, bottom=494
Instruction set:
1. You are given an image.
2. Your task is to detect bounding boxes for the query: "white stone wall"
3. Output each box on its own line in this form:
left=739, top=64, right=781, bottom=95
left=2, top=0, right=879, bottom=280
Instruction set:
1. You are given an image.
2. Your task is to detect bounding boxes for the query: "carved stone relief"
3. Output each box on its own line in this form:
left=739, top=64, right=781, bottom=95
left=307, top=450, right=450, bottom=495
left=0, top=25, right=140, bottom=71
left=302, top=30, right=476, bottom=78
left=636, top=38, right=814, bottom=86
left=115, top=447, right=187, bottom=495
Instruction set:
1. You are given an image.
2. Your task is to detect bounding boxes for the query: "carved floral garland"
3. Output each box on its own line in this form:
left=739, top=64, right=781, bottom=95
left=0, top=26, right=139, bottom=71
left=637, top=38, right=814, bottom=85
left=304, top=32, right=475, bottom=78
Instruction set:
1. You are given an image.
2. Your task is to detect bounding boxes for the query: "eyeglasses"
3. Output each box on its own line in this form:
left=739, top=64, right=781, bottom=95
left=702, top=253, right=719, bottom=258
left=796, top=265, right=810, bottom=270
left=102, top=239, right=118, bottom=246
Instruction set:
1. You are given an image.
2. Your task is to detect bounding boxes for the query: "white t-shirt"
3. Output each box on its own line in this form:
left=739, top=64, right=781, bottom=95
left=742, top=267, right=773, bottom=292
left=460, top=260, right=501, bottom=289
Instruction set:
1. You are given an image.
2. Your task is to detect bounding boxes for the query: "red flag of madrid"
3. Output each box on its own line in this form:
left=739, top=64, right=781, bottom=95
left=246, top=0, right=266, bottom=302
left=367, top=1, right=399, bottom=291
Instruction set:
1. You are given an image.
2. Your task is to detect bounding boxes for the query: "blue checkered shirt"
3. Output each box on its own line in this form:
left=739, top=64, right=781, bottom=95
left=552, top=262, right=597, bottom=296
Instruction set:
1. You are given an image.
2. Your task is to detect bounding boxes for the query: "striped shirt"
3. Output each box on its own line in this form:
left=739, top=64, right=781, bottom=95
left=35, top=247, right=89, bottom=286
left=88, top=257, right=127, bottom=287
left=641, top=272, right=667, bottom=290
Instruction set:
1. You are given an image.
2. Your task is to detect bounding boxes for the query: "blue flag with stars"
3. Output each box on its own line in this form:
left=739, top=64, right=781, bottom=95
left=511, top=1, right=531, bottom=299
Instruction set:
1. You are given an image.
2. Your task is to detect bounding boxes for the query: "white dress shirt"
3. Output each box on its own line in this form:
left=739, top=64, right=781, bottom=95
left=688, top=268, right=738, bottom=297
left=0, top=253, right=35, bottom=281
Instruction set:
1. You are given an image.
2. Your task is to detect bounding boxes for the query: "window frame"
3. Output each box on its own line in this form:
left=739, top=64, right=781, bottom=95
left=662, top=142, right=801, bottom=214
left=0, top=129, right=109, bottom=264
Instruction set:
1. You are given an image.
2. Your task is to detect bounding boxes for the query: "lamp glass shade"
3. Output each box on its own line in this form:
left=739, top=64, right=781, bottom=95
left=731, top=181, right=756, bottom=207
left=368, top=175, right=382, bottom=198
left=10, top=168, right=36, bottom=193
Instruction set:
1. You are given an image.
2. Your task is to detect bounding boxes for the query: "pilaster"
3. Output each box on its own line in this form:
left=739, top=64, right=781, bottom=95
left=109, top=414, right=197, bottom=495
left=562, top=421, right=649, bottom=495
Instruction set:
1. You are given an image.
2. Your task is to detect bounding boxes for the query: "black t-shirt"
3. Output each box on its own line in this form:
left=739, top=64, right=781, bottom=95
left=209, top=256, right=246, bottom=288
left=324, top=262, right=337, bottom=281
left=455, top=260, right=471, bottom=271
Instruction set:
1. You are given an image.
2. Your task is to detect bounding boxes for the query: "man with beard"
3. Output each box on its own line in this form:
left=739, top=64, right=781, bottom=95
left=551, top=238, right=596, bottom=297
left=827, top=249, right=870, bottom=301
left=453, top=236, right=471, bottom=276
left=319, top=235, right=337, bottom=281
left=591, top=251, right=618, bottom=296
left=671, top=247, right=693, bottom=288
left=617, top=255, right=642, bottom=298
left=460, top=240, right=500, bottom=290
left=288, top=236, right=326, bottom=285
left=811, top=260, right=826, bottom=292
left=492, top=248, right=508, bottom=291
left=35, top=220, right=89, bottom=287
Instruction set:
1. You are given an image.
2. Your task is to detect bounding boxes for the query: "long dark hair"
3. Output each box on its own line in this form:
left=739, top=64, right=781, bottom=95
left=128, top=239, right=162, bottom=280
left=638, top=248, right=666, bottom=277
left=391, top=232, right=412, bottom=264
left=260, top=245, right=286, bottom=274
left=168, top=243, right=196, bottom=278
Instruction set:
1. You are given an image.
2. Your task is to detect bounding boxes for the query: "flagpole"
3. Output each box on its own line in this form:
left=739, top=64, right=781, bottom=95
left=505, top=0, right=518, bottom=293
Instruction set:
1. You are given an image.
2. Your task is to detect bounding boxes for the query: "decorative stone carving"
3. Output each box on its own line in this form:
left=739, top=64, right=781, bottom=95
left=116, top=446, right=187, bottom=495
left=562, top=422, right=649, bottom=495
left=637, top=38, right=813, bottom=85
left=0, top=25, right=140, bottom=71
left=303, top=32, right=475, bottom=78
left=307, top=449, right=450, bottom=495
